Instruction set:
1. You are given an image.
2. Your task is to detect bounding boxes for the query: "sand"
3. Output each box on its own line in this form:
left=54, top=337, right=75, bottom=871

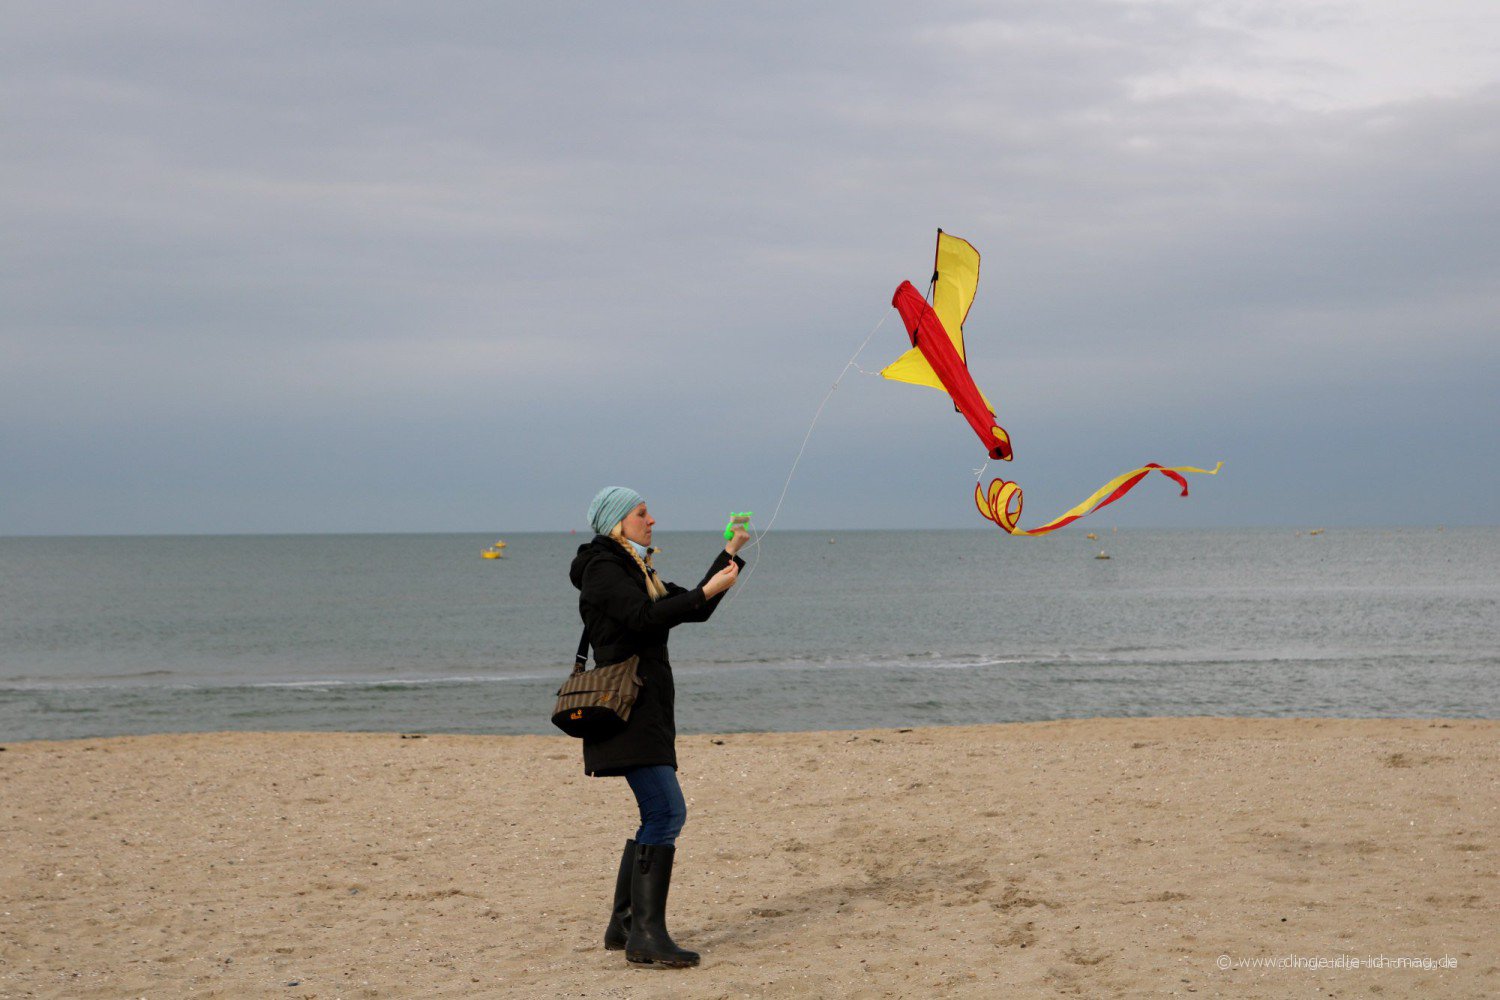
left=2, top=718, right=1495, bottom=999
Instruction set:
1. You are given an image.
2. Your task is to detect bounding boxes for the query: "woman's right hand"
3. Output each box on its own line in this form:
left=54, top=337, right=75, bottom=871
left=702, top=560, right=739, bottom=598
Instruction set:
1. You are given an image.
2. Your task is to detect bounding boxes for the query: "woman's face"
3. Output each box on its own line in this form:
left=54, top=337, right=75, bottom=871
left=620, top=503, right=654, bottom=547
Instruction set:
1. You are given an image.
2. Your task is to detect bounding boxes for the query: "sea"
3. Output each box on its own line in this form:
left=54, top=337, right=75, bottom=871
left=2, top=528, right=1497, bottom=743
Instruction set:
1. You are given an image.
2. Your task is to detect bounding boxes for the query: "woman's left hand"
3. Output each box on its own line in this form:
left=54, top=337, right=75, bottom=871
left=725, top=526, right=750, bottom=556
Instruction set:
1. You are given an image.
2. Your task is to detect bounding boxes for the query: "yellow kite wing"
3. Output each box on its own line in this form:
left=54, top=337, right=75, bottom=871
left=931, top=230, right=979, bottom=360
left=880, top=231, right=988, bottom=409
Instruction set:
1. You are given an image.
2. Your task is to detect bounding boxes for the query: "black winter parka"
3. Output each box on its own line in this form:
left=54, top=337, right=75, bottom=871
left=568, top=535, right=742, bottom=776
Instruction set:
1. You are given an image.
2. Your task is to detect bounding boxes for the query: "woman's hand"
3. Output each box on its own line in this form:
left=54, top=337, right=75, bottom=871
left=724, top=526, right=750, bottom=556
left=702, top=560, right=740, bottom=598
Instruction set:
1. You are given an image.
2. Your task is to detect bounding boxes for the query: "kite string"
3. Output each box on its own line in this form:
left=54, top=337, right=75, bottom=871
left=725, top=310, right=887, bottom=603
left=755, top=311, right=886, bottom=541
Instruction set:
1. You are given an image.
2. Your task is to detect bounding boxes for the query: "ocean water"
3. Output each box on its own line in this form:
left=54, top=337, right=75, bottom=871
left=1, top=528, right=1497, bottom=742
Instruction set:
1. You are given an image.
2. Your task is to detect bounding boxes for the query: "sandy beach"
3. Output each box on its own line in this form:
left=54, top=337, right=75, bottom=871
left=2, top=718, right=1495, bottom=998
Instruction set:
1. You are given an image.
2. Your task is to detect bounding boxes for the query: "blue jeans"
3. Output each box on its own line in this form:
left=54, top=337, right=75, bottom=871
left=624, top=765, right=687, bottom=846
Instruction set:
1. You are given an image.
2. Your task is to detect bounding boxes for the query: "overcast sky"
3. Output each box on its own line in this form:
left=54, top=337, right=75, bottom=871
left=4, top=1, right=1498, bottom=534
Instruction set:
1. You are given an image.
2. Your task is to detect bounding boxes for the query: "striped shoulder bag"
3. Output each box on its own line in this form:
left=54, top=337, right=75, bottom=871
left=550, top=626, right=641, bottom=739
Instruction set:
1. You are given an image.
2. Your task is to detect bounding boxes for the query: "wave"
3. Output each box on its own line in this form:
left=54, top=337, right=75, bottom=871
left=0, top=668, right=176, bottom=684
left=677, top=648, right=1500, bottom=673
left=0, top=671, right=560, bottom=693
left=3, top=649, right=1494, bottom=694
left=247, top=673, right=558, bottom=689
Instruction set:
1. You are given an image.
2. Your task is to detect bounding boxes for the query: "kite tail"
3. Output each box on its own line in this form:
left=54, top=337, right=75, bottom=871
left=974, top=462, right=1223, bottom=535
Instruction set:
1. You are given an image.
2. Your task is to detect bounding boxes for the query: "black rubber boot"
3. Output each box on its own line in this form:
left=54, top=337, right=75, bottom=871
left=624, top=844, right=699, bottom=968
left=603, top=839, right=635, bottom=950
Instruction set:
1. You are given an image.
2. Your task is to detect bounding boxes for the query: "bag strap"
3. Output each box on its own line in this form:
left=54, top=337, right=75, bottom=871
left=572, top=626, right=590, bottom=674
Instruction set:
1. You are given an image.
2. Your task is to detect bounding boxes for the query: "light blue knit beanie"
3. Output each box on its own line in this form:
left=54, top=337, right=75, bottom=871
left=587, top=486, right=644, bottom=536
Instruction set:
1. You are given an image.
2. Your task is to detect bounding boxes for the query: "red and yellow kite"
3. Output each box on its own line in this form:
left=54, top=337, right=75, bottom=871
left=884, top=230, right=1220, bottom=535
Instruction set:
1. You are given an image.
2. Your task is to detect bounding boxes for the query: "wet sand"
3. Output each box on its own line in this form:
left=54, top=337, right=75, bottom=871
left=2, top=717, right=1495, bottom=998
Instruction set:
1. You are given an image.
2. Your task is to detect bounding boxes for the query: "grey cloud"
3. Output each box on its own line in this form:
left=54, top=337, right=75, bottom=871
left=2, top=2, right=1496, bottom=533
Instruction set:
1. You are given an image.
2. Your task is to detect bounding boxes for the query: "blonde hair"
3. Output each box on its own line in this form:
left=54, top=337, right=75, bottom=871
left=609, top=523, right=668, bottom=600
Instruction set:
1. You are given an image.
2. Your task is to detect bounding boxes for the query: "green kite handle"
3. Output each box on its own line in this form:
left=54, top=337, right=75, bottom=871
left=723, top=512, right=753, bottom=540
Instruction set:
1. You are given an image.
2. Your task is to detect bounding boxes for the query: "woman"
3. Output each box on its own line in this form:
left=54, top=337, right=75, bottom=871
left=568, top=486, right=746, bottom=968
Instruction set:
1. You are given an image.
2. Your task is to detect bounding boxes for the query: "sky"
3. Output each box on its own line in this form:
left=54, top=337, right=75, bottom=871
left=4, top=1, right=1498, bottom=534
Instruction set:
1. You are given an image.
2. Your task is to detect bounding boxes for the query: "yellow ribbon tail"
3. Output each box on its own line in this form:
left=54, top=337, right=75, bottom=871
left=975, top=462, right=1222, bottom=536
